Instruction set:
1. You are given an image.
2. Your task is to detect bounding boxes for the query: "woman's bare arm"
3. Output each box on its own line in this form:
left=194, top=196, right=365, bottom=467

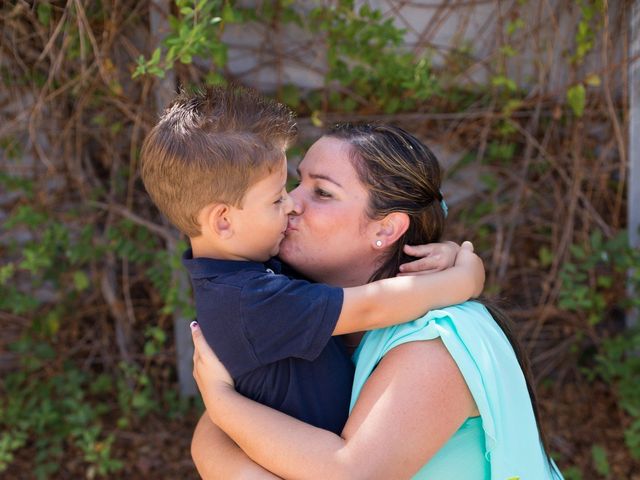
left=191, top=412, right=280, bottom=480
left=193, top=324, right=477, bottom=480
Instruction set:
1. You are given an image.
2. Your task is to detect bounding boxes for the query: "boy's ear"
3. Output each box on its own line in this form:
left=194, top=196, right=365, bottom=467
left=373, top=212, right=409, bottom=248
left=198, top=203, right=234, bottom=239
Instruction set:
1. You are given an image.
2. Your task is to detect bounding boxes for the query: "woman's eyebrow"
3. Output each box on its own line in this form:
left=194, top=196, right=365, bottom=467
left=296, top=167, right=343, bottom=188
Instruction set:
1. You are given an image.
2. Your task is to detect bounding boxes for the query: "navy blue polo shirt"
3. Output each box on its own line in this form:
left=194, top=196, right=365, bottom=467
left=182, top=249, right=354, bottom=434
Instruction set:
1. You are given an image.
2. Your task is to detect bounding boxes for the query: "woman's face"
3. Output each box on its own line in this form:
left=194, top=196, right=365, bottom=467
left=279, top=136, right=381, bottom=287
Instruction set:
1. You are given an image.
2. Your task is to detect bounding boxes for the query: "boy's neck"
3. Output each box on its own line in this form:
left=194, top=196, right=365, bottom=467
left=190, top=237, right=252, bottom=262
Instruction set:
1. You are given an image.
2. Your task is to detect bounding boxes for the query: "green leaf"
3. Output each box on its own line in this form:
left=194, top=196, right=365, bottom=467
left=280, top=84, right=301, bottom=108
left=538, top=246, right=554, bottom=268
left=491, top=75, right=517, bottom=92
left=561, top=466, right=584, bottom=480
left=596, top=276, right=613, bottom=288
left=143, top=342, right=157, bottom=357
left=43, top=310, right=60, bottom=336
left=310, top=110, right=323, bottom=128
left=222, top=3, right=236, bottom=22
left=211, top=44, right=227, bottom=67
left=591, top=444, right=610, bottom=476
left=500, top=45, right=518, bottom=57
left=567, top=84, right=586, bottom=117
left=585, top=73, right=601, bottom=87
left=73, top=271, right=90, bottom=292
left=383, top=97, right=400, bottom=114
left=506, top=18, right=525, bottom=35
left=150, top=47, right=162, bottom=64
left=0, top=263, right=15, bottom=285
left=37, top=3, right=52, bottom=26
left=569, top=244, right=586, bottom=261
left=205, top=71, right=225, bottom=85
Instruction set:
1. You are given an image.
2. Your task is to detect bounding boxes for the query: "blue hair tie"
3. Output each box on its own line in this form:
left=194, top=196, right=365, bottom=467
left=440, top=191, right=448, bottom=218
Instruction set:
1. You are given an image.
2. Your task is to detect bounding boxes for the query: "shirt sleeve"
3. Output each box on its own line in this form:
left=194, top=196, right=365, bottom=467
left=239, top=273, right=344, bottom=366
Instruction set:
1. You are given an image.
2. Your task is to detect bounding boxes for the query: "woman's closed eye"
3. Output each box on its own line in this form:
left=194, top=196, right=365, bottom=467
left=314, top=187, right=332, bottom=199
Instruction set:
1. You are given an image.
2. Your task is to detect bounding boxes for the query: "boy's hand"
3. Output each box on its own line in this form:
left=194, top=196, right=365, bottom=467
left=453, top=241, right=485, bottom=297
left=398, top=241, right=460, bottom=276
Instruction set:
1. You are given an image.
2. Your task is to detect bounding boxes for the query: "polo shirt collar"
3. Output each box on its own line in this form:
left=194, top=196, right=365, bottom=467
left=182, top=248, right=282, bottom=279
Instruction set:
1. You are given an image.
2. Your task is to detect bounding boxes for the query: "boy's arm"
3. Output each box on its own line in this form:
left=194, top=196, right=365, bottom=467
left=333, top=241, right=483, bottom=335
left=226, top=241, right=478, bottom=366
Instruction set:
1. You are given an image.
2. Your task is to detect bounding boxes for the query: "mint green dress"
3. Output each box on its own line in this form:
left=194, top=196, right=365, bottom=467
left=350, top=301, right=563, bottom=480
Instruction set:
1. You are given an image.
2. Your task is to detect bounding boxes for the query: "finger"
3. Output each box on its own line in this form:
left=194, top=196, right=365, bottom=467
left=460, top=241, right=474, bottom=252
left=191, top=321, right=199, bottom=358
left=399, top=256, right=445, bottom=273
left=403, top=244, right=437, bottom=257
left=191, top=322, right=222, bottom=368
left=191, top=320, right=203, bottom=350
left=192, top=321, right=215, bottom=355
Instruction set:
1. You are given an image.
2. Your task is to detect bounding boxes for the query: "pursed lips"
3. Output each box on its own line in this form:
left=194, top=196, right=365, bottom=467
left=285, top=219, right=297, bottom=234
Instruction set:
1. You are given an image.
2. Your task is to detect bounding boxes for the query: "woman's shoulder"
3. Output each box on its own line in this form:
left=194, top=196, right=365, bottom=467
left=426, top=300, right=491, bottom=318
left=350, top=301, right=495, bottom=413
left=354, top=300, right=507, bottom=383
left=359, top=301, right=493, bottom=349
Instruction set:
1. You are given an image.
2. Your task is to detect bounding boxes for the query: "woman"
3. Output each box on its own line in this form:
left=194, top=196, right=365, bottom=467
left=191, top=125, right=563, bottom=479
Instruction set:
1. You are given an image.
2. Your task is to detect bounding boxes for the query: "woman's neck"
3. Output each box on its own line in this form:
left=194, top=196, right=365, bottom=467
left=320, top=266, right=377, bottom=288
left=341, top=332, right=365, bottom=355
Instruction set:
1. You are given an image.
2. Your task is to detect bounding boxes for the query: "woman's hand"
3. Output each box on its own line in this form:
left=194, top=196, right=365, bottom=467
left=191, top=321, right=234, bottom=405
left=190, top=323, right=284, bottom=479
left=398, top=241, right=461, bottom=275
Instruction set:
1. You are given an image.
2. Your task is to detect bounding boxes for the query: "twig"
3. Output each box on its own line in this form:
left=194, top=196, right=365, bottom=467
left=90, top=201, right=177, bottom=244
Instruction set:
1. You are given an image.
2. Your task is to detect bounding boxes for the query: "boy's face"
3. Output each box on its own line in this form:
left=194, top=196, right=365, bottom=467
left=229, top=157, right=293, bottom=262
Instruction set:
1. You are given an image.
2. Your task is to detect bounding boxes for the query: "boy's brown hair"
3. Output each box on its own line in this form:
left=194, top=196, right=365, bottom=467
left=140, top=86, right=297, bottom=237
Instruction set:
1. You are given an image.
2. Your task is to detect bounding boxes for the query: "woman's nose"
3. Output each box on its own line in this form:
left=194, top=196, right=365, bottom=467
left=288, top=186, right=303, bottom=215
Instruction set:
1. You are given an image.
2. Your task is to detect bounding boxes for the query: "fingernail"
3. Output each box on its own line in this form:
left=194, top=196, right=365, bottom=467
left=190, top=321, right=198, bottom=330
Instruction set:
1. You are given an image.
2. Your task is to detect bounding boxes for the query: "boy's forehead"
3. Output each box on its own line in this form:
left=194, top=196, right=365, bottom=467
left=252, top=159, right=288, bottom=191
left=274, top=155, right=288, bottom=176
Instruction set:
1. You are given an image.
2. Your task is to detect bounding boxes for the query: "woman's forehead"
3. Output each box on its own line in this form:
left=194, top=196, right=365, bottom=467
left=299, top=137, right=355, bottom=176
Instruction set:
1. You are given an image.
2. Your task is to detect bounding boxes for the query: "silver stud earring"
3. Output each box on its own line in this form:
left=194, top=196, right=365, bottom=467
left=375, top=240, right=383, bottom=248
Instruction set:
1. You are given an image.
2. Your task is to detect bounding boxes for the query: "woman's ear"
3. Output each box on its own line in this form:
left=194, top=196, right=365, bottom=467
left=372, top=212, right=410, bottom=249
left=198, top=203, right=234, bottom=239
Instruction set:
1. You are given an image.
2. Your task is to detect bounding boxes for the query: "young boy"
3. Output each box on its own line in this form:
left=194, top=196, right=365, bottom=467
left=140, top=87, right=483, bottom=435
